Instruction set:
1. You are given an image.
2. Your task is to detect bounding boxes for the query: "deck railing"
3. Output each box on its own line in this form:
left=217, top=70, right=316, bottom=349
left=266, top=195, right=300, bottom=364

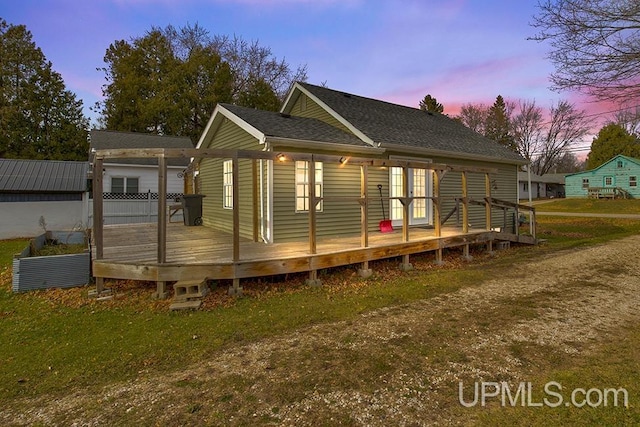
left=91, top=148, right=533, bottom=294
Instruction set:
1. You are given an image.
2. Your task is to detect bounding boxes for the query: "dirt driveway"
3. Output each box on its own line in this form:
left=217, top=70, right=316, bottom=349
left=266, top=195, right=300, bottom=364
left=3, top=236, right=640, bottom=426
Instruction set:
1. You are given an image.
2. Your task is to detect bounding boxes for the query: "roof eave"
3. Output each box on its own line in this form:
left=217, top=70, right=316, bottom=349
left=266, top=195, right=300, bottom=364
left=266, top=136, right=385, bottom=155
left=282, top=83, right=376, bottom=147
left=383, top=143, right=527, bottom=165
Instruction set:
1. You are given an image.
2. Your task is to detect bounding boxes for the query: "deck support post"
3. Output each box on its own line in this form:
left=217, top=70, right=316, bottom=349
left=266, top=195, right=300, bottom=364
left=155, top=155, right=168, bottom=299
left=252, top=159, right=259, bottom=242
left=228, top=278, right=243, bottom=296
left=433, top=170, right=445, bottom=265
left=360, top=164, right=369, bottom=248
left=91, top=156, right=108, bottom=296
left=434, top=170, right=442, bottom=237
left=402, top=166, right=410, bottom=242
left=399, top=254, right=413, bottom=271
left=306, top=269, right=322, bottom=287
left=232, top=153, right=240, bottom=262
left=358, top=260, right=373, bottom=278
left=485, top=173, right=495, bottom=256
left=461, top=171, right=469, bottom=233
left=154, top=281, right=168, bottom=299
left=309, top=156, right=317, bottom=255
left=462, top=244, right=473, bottom=262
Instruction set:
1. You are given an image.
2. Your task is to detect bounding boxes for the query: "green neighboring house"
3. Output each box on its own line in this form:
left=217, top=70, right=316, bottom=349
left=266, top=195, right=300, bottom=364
left=565, top=154, right=640, bottom=198
left=196, top=82, right=526, bottom=243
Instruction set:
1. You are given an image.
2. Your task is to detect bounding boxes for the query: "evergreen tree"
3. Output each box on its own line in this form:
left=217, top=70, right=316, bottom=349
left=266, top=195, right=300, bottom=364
left=96, top=24, right=306, bottom=143
left=586, top=123, right=640, bottom=169
left=485, top=95, right=516, bottom=151
left=419, top=94, right=444, bottom=113
left=0, top=19, right=88, bottom=160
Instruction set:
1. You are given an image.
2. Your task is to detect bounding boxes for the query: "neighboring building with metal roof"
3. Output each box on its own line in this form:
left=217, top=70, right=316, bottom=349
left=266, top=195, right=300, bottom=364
left=196, top=82, right=525, bottom=243
left=0, top=158, right=88, bottom=200
left=0, top=158, right=90, bottom=239
left=90, top=130, right=192, bottom=195
left=518, top=171, right=566, bottom=200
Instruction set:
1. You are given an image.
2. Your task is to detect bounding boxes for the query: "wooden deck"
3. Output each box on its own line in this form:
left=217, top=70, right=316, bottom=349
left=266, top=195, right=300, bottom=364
left=92, top=223, right=516, bottom=284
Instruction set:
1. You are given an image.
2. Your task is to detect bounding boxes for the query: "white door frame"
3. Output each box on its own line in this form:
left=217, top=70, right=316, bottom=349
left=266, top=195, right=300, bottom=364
left=389, top=157, right=433, bottom=226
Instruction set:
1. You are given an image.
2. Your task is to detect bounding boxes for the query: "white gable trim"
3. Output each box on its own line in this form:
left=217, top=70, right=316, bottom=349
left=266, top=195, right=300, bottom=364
left=196, top=104, right=266, bottom=149
left=283, top=83, right=376, bottom=147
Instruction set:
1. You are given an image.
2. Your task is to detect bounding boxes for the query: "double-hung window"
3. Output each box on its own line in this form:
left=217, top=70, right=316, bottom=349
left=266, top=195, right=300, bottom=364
left=111, top=177, right=139, bottom=193
left=582, top=178, right=589, bottom=189
left=223, top=159, right=233, bottom=209
left=295, top=161, right=323, bottom=212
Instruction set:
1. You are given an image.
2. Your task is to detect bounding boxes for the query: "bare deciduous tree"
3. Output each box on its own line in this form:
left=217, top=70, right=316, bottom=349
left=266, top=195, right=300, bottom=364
left=531, top=0, right=640, bottom=102
left=457, top=103, right=488, bottom=134
left=533, top=100, right=590, bottom=174
left=212, top=35, right=308, bottom=102
left=613, top=106, right=640, bottom=136
left=511, top=99, right=545, bottom=162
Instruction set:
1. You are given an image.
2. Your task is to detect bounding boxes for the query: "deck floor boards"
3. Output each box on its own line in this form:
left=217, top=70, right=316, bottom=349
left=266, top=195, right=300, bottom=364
left=92, top=222, right=496, bottom=282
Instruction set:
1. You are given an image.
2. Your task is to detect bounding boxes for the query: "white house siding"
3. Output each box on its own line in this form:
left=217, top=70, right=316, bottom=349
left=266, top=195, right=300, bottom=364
left=101, top=164, right=185, bottom=194
left=0, top=197, right=88, bottom=239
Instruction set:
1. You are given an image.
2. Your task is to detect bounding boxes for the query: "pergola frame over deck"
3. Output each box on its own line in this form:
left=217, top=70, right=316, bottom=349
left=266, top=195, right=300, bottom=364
left=91, top=148, right=536, bottom=296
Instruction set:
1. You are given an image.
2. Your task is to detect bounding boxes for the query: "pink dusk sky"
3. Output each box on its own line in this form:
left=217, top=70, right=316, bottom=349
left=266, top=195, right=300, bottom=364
left=2, top=0, right=622, bottom=153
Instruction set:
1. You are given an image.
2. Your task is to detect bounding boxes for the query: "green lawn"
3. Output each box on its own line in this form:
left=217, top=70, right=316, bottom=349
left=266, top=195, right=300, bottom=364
left=533, top=198, right=640, bottom=214
left=0, top=218, right=639, bottom=425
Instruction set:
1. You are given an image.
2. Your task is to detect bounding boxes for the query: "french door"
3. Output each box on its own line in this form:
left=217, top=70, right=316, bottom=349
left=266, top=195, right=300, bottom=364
left=389, top=166, right=432, bottom=226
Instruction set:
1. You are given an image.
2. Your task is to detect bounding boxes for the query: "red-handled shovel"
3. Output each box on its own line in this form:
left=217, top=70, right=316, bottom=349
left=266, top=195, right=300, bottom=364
left=377, top=184, right=394, bottom=233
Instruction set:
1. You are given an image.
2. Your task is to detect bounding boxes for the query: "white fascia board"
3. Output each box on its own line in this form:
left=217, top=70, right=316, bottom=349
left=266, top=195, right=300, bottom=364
left=266, top=136, right=385, bottom=155
left=195, top=104, right=222, bottom=149
left=282, top=83, right=376, bottom=147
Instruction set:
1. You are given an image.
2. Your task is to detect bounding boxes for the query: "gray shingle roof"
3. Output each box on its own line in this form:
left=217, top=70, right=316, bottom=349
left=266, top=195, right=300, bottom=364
left=90, top=130, right=193, bottom=166
left=221, top=104, right=370, bottom=147
left=0, top=158, right=89, bottom=193
left=299, top=82, right=525, bottom=163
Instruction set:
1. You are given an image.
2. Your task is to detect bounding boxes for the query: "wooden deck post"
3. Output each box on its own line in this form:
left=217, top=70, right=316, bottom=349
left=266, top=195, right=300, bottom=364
left=229, top=153, right=243, bottom=296
left=434, top=170, right=444, bottom=265
left=461, top=171, right=469, bottom=234
left=158, top=154, right=167, bottom=264
left=306, top=156, right=321, bottom=286
left=399, top=166, right=413, bottom=271
left=358, top=164, right=372, bottom=278
left=92, top=157, right=105, bottom=295
left=401, top=166, right=410, bottom=243
left=232, top=153, right=240, bottom=262
left=308, top=156, right=317, bottom=255
left=155, top=154, right=168, bottom=299
left=485, top=173, right=494, bottom=255
left=252, top=159, right=259, bottom=243
left=461, top=171, right=472, bottom=261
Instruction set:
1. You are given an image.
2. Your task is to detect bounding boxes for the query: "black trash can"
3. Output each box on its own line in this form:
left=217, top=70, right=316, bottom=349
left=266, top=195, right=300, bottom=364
left=181, top=194, right=205, bottom=226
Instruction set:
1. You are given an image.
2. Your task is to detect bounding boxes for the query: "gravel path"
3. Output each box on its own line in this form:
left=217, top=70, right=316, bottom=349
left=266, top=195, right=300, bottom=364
left=3, top=236, right=640, bottom=426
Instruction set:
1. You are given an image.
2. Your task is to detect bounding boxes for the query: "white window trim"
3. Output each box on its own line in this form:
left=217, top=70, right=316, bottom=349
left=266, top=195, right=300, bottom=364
left=223, top=159, right=233, bottom=209
left=295, top=160, right=323, bottom=213
left=388, top=157, right=433, bottom=226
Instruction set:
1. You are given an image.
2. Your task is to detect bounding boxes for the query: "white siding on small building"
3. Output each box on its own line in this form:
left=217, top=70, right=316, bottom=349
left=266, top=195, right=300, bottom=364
left=101, top=164, right=185, bottom=194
